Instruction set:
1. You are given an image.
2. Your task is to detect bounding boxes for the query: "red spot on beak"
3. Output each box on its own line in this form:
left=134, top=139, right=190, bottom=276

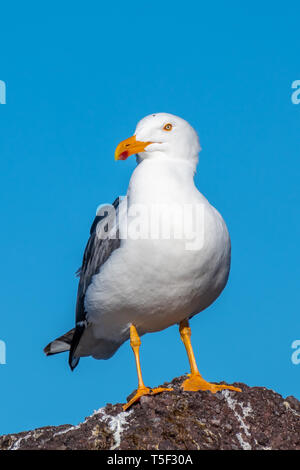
left=119, top=150, right=129, bottom=160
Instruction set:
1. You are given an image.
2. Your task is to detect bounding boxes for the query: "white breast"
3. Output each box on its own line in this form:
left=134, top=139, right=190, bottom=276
left=84, top=158, right=230, bottom=347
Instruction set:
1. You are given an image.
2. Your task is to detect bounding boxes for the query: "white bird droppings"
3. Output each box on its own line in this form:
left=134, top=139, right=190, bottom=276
left=222, top=390, right=253, bottom=450
left=99, top=409, right=133, bottom=450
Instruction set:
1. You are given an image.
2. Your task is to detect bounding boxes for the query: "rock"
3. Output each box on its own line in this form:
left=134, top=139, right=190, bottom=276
left=0, top=376, right=299, bottom=450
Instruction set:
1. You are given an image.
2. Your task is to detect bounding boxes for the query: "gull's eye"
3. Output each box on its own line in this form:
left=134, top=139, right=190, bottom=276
left=163, top=123, right=173, bottom=131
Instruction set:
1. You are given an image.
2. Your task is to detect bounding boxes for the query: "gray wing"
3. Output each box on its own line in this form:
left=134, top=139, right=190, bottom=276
left=69, top=197, right=121, bottom=369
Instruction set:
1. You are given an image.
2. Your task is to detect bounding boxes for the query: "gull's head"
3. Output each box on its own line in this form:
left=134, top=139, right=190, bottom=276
left=115, top=113, right=201, bottom=170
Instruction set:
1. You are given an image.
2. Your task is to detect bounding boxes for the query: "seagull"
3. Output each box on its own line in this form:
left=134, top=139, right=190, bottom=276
left=44, top=113, right=241, bottom=410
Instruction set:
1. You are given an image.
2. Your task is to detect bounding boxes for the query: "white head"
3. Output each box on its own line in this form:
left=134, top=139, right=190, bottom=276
left=115, top=113, right=201, bottom=171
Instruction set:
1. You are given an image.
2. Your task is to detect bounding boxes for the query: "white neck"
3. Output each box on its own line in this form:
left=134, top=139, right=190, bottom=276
left=127, top=157, right=199, bottom=205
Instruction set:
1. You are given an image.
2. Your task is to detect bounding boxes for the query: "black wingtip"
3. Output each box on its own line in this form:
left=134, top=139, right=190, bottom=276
left=43, top=343, right=51, bottom=356
left=69, top=355, right=80, bottom=371
left=68, top=322, right=86, bottom=371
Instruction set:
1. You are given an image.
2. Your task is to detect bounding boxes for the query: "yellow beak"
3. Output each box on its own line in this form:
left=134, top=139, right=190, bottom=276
left=115, top=135, right=152, bottom=161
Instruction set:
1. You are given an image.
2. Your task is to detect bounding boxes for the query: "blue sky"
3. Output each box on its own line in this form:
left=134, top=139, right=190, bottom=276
left=0, top=3, right=299, bottom=435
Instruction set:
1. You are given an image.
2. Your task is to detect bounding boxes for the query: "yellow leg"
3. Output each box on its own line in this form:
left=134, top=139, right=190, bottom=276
left=123, top=324, right=173, bottom=410
left=179, top=319, right=241, bottom=393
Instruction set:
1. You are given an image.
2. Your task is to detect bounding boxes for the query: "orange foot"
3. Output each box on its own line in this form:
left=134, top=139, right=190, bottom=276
left=123, top=386, right=173, bottom=411
left=182, top=373, right=242, bottom=393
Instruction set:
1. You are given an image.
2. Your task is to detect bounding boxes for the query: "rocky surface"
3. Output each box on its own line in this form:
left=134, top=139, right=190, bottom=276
left=1, top=376, right=299, bottom=450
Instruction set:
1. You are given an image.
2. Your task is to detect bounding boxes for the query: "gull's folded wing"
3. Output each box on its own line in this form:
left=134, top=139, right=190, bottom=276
left=44, top=197, right=122, bottom=369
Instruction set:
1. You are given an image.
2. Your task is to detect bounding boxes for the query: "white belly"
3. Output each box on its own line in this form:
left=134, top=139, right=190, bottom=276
left=79, top=158, right=231, bottom=359
left=84, top=200, right=230, bottom=345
